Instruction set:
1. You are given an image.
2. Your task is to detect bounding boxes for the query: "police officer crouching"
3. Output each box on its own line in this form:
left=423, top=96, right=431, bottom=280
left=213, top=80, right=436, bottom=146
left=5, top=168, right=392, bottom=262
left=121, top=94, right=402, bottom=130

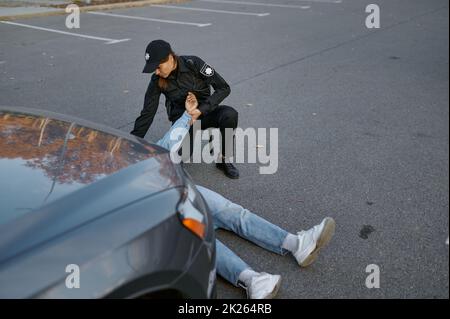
left=131, top=40, right=239, bottom=179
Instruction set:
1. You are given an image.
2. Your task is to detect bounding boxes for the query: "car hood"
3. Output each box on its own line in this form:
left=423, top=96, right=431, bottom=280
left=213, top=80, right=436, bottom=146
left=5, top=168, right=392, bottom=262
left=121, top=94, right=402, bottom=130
left=0, top=107, right=183, bottom=225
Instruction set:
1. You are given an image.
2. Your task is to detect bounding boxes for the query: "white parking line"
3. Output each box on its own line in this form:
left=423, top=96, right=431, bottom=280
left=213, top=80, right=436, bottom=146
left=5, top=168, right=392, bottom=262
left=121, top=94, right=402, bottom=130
left=0, top=21, right=130, bottom=44
left=151, top=4, right=270, bottom=17
left=292, top=0, right=341, bottom=3
left=295, top=0, right=342, bottom=3
left=88, top=11, right=212, bottom=27
left=195, top=0, right=311, bottom=9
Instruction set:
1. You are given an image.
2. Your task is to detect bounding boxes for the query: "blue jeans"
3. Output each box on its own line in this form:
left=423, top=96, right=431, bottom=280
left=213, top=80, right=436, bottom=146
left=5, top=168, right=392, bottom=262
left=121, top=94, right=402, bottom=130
left=196, top=186, right=290, bottom=287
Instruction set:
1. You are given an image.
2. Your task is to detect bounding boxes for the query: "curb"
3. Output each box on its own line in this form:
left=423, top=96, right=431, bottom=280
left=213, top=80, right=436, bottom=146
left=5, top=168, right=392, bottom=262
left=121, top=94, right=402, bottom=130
left=0, top=0, right=188, bottom=21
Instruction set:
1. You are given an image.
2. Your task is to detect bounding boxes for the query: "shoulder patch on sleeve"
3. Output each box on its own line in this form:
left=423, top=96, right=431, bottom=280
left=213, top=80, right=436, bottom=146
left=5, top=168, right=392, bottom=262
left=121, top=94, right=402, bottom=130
left=200, top=63, right=215, bottom=77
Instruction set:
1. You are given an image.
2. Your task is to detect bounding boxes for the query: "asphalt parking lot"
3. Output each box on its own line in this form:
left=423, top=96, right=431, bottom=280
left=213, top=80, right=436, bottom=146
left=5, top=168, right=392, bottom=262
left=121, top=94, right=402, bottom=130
left=0, top=0, right=448, bottom=298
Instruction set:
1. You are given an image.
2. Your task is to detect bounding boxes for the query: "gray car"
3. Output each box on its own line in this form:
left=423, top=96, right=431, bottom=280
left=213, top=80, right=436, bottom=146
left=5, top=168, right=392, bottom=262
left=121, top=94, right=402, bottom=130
left=0, top=106, right=216, bottom=299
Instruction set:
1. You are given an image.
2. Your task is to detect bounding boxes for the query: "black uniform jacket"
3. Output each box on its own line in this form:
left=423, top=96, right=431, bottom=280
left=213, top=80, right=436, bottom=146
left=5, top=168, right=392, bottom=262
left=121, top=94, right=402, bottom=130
left=131, top=55, right=231, bottom=138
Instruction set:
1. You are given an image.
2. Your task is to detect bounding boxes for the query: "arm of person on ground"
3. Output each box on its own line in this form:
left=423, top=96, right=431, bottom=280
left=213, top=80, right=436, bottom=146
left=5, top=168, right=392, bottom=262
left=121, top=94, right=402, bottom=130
left=155, top=111, right=192, bottom=153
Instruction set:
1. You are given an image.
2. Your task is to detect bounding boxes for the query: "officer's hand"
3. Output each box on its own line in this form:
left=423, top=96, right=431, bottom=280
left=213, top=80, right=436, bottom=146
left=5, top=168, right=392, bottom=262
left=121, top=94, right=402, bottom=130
left=185, top=92, right=198, bottom=113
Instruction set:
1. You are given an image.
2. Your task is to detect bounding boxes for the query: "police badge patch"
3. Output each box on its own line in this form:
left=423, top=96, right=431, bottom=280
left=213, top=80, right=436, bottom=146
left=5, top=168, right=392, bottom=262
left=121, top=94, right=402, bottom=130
left=200, top=63, right=215, bottom=77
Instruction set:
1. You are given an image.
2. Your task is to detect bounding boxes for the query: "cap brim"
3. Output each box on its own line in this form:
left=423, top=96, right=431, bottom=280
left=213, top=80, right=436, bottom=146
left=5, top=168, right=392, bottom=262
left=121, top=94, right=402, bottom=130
left=142, top=61, right=159, bottom=73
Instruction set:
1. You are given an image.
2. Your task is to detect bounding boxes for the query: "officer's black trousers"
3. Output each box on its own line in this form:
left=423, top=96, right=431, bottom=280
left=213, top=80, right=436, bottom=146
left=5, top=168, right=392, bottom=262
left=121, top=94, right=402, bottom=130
left=175, top=105, right=238, bottom=162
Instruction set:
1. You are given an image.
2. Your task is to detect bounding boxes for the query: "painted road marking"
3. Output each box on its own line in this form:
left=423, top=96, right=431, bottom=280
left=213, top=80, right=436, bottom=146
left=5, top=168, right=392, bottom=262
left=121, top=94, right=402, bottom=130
left=151, top=4, right=270, bottom=17
left=0, top=21, right=129, bottom=44
left=88, top=11, right=212, bottom=27
left=195, top=0, right=311, bottom=9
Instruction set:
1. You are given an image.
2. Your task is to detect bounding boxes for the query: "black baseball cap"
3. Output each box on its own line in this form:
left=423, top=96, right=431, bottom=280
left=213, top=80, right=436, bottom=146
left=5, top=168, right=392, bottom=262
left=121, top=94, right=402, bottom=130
left=142, top=40, right=172, bottom=73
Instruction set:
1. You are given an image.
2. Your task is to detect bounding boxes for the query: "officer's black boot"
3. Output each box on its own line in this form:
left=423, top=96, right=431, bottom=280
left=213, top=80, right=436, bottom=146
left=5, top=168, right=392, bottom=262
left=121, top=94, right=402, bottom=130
left=212, top=105, right=239, bottom=179
left=211, top=133, right=239, bottom=179
left=216, top=161, right=239, bottom=179
left=216, top=139, right=239, bottom=178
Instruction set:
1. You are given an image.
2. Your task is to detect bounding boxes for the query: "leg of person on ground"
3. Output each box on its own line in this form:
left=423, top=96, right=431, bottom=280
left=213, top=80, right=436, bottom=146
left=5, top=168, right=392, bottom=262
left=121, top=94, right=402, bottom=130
left=197, top=185, right=336, bottom=268
left=216, top=239, right=282, bottom=299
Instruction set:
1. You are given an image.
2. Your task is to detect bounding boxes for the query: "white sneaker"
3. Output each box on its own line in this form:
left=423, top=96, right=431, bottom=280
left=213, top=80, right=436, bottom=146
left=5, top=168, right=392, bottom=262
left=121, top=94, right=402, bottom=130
left=243, top=272, right=282, bottom=299
left=294, top=217, right=336, bottom=267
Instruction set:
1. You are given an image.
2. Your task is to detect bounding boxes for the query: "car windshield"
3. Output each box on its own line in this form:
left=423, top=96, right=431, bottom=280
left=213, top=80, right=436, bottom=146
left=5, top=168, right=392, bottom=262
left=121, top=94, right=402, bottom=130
left=0, top=111, right=160, bottom=224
